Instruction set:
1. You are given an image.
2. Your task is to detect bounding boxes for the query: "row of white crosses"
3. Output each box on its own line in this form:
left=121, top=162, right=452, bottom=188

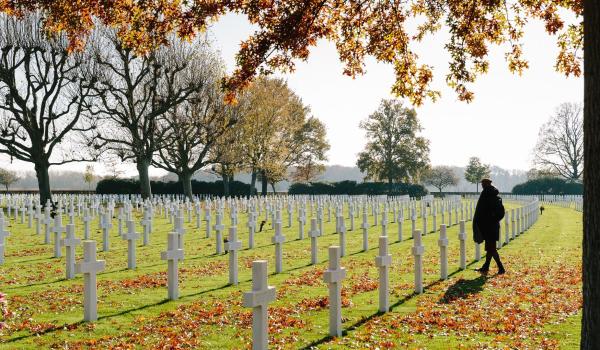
left=240, top=199, right=541, bottom=349
left=0, top=194, right=541, bottom=332
left=2, top=193, right=537, bottom=265
left=1, top=193, right=463, bottom=270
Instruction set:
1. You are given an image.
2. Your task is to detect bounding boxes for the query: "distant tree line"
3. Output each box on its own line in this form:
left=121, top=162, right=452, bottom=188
left=288, top=181, right=428, bottom=197
left=512, top=177, right=583, bottom=195
left=96, top=178, right=252, bottom=197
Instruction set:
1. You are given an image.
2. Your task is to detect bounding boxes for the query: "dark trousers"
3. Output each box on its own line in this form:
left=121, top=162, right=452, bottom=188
left=482, top=239, right=504, bottom=270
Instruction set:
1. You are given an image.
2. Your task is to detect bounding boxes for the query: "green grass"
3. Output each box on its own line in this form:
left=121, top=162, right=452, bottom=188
left=0, top=201, right=582, bottom=349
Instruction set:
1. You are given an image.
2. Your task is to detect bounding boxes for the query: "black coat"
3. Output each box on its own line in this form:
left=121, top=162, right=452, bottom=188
left=473, top=185, right=501, bottom=241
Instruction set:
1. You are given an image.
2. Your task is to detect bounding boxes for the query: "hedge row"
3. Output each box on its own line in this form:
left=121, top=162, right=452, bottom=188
left=511, top=177, right=583, bottom=195
left=288, top=180, right=428, bottom=197
left=96, top=178, right=253, bottom=196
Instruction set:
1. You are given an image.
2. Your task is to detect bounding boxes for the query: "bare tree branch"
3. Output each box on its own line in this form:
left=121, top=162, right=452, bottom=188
left=534, top=102, right=583, bottom=181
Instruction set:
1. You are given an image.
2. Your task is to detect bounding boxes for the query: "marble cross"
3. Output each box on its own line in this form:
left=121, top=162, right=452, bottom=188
left=52, top=213, right=66, bottom=258
left=123, top=220, right=140, bottom=269
left=161, top=232, right=184, bottom=300
left=412, top=230, right=424, bottom=294
left=375, top=236, right=391, bottom=312
left=75, top=241, right=106, bottom=322
left=61, top=224, right=81, bottom=279
left=243, top=260, right=276, bottom=350
left=323, top=246, right=346, bottom=337
left=225, top=226, right=242, bottom=285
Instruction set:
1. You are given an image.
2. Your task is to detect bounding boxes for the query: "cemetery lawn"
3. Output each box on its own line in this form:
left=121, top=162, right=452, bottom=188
left=0, top=203, right=582, bottom=349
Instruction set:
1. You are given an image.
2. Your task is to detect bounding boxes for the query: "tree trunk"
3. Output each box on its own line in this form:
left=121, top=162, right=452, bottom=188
left=34, top=160, right=52, bottom=206
left=179, top=172, right=193, bottom=200
left=261, top=169, right=268, bottom=196
left=582, top=1, right=600, bottom=348
left=250, top=170, right=257, bottom=196
left=388, top=177, right=393, bottom=194
left=223, top=173, right=230, bottom=197
left=137, top=158, right=152, bottom=199
left=271, top=182, right=276, bottom=194
left=476, top=183, right=479, bottom=193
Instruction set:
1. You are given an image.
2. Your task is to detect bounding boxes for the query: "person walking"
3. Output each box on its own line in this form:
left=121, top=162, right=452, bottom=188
left=473, top=178, right=506, bottom=274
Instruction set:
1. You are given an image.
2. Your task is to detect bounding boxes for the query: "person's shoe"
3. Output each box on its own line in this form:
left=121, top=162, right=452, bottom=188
left=475, top=267, right=489, bottom=274
left=497, top=261, right=506, bottom=275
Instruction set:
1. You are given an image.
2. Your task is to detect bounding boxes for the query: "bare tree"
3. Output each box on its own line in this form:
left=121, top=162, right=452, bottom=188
left=84, top=29, right=202, bottom=199
left=0, top=168, right=19, bottom=191
left=103, top=156, right=124, bottom=180
left=0, top=13, right=95, bottom=204
left=534, top=102, right=583, bottom=181
left=83, top=164, right=95, bottom=190
left=152, top=44, right=239, bottom=199
left=423, top=166, right=459, bottom=194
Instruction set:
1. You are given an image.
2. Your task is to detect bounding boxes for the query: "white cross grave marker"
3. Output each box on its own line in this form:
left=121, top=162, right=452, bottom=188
left=42, top=205, right=52, bottom=244
left=272, top=221, right=286, bottom=273
left=161, top=232, right=184, bottom=300
left=52, top=213, right=66, bottom=258
left=458, top=220, right=467, bottom=269
left=339, top=218, right=347, bottom=257
left=140, top=211, right=151, bottom=246
left=247, top=212, right=256, bottom=249
left=225, top=226, right=242, bottom=285
left=361, top=208, right=369, bottom=251
left=100, top=211, right=112, bottom=252
left=123, top=220, right=140, bottom=269
left=309, top=218, right=320, bottom=265
left=34, top=205, right=42, bottom=235
left=82, top=208, right=92, bottom=240
left=174, top=211, right=185, bottom=250
left=412, top=230, right=424, bottom=294
left=438, top=224, right=449, bottom=280
left=397, top=211, right=404, bottom=242
left=297, top=208, right=305, bottom=240
left=61, top=224, right=81, bottom=279
left=75, top=241, right=106, bottom=321
left=381, top=209, right=387, bottom=236
left=323, top=246, right=346, bottom=337
left=0, top=216, right=10, bottom=264
left=214, top=211, right=225, bottom=254
left=375, top=236, right=391, bottom=312
left=243, top=260, right=276, bottom=350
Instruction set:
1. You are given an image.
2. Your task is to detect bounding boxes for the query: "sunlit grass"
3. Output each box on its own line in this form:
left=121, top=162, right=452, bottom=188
left=0, top=200, right=581, bottom=349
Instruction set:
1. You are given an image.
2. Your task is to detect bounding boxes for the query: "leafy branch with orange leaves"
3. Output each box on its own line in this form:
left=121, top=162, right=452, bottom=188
left=0, top=0, right=583, bottom=104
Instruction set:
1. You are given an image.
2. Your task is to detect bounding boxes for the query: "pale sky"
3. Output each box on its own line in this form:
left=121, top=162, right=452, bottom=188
left=0, top=13, right=583, bottom=176
left=209, top=13, right=582, bottom=172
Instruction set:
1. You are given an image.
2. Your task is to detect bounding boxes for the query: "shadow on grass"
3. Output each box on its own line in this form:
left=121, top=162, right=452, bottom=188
left=438, top=275, right=487, bottom=304
left=300, top=261, right=480, bottom=349
left=4, top=277, right=70, bottom=291
left=9, top=256, right=54, bottom=264
left=2, top=283, right=233, bottom=344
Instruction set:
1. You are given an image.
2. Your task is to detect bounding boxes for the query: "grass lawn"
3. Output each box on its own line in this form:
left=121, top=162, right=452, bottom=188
left=0, top=201, right=582, bottom=349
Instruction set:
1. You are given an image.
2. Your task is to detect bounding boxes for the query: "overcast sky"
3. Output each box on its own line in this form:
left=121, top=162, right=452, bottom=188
left=0, top=13, right=582, bottom=176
